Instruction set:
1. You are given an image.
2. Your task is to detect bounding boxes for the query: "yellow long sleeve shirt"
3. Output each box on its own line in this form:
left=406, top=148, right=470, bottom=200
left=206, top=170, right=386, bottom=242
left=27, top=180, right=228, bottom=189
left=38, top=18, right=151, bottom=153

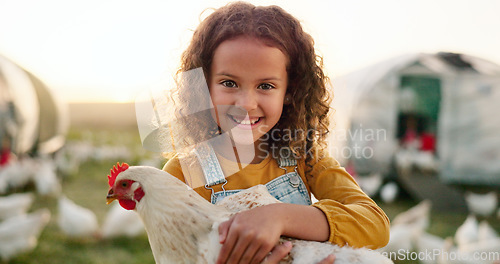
left=163, top=153, right=390, bottom=249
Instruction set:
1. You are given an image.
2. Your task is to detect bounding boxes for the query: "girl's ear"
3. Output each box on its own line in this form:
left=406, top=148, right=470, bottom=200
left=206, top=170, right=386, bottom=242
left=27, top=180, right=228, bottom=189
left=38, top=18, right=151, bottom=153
left=284, top=94, right=292, bottom=105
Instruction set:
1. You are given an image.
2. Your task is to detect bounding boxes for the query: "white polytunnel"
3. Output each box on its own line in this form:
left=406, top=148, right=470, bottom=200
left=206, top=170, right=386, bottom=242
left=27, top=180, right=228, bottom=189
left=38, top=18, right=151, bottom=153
left=329, top=52, right=500, bottom=187
left=0, top=54, right=68, bottom=156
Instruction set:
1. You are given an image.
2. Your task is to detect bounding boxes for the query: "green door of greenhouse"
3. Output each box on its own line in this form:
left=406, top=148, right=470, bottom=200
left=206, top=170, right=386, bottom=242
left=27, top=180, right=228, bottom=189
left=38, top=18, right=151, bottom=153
left=400, top=75, right=441, bottom=135
left=397, top=75, right=467, bottom=212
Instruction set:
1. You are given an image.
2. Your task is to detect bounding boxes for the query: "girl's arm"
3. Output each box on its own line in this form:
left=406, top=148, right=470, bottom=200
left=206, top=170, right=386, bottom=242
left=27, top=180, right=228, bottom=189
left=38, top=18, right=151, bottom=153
left=215, top=157, right=390, bottom=264
left=307, top=156, right=390, bottom=249
left=216, top=202, right=331, bottom=264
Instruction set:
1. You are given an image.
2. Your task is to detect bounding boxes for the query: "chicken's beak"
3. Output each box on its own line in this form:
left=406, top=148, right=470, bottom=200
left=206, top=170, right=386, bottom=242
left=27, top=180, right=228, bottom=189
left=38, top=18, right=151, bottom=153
left=106, top=188, right=116, bottom=204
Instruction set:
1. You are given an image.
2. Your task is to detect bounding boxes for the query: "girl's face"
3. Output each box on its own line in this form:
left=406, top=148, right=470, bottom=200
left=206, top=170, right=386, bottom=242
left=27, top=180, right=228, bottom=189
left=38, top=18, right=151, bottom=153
left=209, top=36, right=288, bottom=146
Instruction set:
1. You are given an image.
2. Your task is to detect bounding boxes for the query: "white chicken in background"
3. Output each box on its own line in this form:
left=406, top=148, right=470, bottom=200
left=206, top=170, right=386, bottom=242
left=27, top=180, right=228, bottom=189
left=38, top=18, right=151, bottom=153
left=379, top=182, right=399, bottom=204
left=94, top=145, right=133, bottom=161
left=391, top=200, right=432, bottom=230
left=453, top=216, right=500, bottom=262
left=413, top=232, right=445, bottom=264
left=413, top=151, right=439, bottom=172
left=0, top=208, right=51, bottom=261
left=394, top=149, right=414, bottom=175
left=438, top=238, right=479, bottom=264
left=106, top=163, right=393, bottom=264
left=0, top=158, right=36, bottom=194
left=380, top=200, right=432, bottom=255
left=57, top=195, right=99, bottom=238
left=458, top=237, right=500, bottom=261
left=0, top=192, right=34, bottom=220
left=101, top=202, right=145, bottom=239
left=464, top=191, right=498, bottom=216
left=478, top=220, right=498, bottom=242
left=54, top=146, right=81, bottom=176
left=440, top=236, right=500, bottom=264
left=379, top=224, right=414, bottom=254
left=65, top=140, right=95, bottom=165
left=33, top=157, right=61, bottom=197
left=454, top=215, right=478, bottom=251
left=356, top=172, right=383, bottom=198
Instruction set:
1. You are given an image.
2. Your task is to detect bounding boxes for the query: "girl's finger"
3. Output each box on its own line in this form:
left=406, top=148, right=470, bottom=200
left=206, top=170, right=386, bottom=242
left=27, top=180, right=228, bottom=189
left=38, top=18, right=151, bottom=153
left=237, top=241, right=261, bottom=264
left=218, top=218, right=233, bottom=244
left=261, top=241, right=292, bottom=264
left=317, top=254, right=336, bottom=264
left=225, top=234, right=252, bottom=264
left=216, top=221, right=237, bottom=264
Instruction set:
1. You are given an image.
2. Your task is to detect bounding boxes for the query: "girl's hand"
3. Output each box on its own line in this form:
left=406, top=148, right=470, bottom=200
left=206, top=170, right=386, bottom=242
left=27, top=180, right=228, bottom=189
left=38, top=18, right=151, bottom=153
left=261, top=246, right=335, bottom=264
left=261, top=241, right=292, bottom=264
left=317, top=254, right=336, bottom=264
left=216, top=205, right=285, bottom=264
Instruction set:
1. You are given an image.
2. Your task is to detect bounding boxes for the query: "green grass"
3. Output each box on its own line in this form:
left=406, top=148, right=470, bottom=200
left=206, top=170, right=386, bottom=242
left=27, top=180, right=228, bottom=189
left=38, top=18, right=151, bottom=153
left=6, top=160, right=156, bottom=264
left=4, top=128, right=158, bottom=264
left=4, top=127, right=499, bottom=263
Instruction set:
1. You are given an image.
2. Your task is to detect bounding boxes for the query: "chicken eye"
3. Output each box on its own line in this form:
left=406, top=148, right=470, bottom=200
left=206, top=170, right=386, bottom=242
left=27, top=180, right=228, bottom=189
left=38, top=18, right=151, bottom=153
left=121, top=181, right=128, bottom=188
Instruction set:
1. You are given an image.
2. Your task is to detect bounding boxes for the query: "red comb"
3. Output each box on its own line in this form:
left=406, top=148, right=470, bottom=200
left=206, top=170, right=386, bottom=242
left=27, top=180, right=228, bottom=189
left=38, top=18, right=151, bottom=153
left=108, top=162, right=129, bottom=187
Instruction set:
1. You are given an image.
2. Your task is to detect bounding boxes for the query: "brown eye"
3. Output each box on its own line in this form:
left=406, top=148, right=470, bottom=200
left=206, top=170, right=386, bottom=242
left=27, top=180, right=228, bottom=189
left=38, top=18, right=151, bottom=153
left=258, top=83, right=275, bottom=90
left=221, top=80, right=237, bottom=88
left=121, top=181, right=128, bottom=188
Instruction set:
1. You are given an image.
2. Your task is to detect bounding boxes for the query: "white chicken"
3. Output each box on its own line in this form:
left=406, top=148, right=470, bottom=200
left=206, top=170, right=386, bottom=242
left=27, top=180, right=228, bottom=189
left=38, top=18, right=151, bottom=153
left=438, top=237, right=478, bottom=264
left=478, top=220, right=498, bottom=242
left=0, top=192, right=34, bottom=220
left=454, top=216, right=500, bottom=261
left=454, top=215, right=478, bottom=250
left=0, top=158, right=36, bottom=194
left=413, top=232, right=445, bottom=264
left=0, top=208, right=51, bottom=261
left=356, top=172, right=383, bottom=198
left=464, top=191, right=498, bottom=216
left=380, top=200, right=432, bottom=255
left=33, top=157, right=62, bottom=197
left=391, top=199, right=432, bottom=231
left=106, top=163, right=393, bottom=264
left=101, top=202, right=145, bottom=239
left=379, top=182, right=399, bottom=204
left=57, top=195, right=99, bottom=238
left=379, top=224, right=415, bottom=254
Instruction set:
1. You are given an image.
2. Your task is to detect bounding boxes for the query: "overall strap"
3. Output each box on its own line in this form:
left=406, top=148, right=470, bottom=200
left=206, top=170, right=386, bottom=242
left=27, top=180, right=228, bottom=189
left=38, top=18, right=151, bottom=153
left=193, top=142, right=226, bottom=187
left=277, top=148, right=298, bottom=174
left=277, top=157, right=297, bottom=168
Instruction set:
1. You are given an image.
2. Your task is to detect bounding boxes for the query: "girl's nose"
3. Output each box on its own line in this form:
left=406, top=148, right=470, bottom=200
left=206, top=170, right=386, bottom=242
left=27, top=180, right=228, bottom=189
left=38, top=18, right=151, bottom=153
left=236, top=90, right=258, bottom=111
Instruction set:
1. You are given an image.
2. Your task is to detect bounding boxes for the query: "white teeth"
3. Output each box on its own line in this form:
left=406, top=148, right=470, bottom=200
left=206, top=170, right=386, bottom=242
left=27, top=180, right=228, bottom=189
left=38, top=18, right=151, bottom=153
left=239, top=119, right=252, bottom=125
left=231, top=116, right=260, bottom=125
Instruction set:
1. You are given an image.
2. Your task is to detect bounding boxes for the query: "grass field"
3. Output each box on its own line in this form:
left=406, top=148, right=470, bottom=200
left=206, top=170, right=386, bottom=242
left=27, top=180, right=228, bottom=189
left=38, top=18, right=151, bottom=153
left=4, top=127, right=499, bottom=264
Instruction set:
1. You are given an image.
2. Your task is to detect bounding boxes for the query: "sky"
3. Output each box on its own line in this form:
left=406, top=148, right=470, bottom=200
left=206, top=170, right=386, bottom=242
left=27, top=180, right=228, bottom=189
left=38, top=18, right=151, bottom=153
left=1, top=0, right=499, bottom=103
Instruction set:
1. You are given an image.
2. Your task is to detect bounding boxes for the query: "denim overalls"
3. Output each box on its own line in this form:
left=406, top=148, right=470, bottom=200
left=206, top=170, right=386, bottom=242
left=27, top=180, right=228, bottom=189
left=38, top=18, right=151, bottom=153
left=193, top=142, right=312, bottom=205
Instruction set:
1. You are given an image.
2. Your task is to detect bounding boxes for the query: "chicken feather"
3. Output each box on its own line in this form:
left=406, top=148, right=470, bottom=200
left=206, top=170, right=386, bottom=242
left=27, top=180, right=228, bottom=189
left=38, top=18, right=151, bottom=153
left=0, top=208, right=51, bottom=261
left=107, top=165, right=393, bottom=264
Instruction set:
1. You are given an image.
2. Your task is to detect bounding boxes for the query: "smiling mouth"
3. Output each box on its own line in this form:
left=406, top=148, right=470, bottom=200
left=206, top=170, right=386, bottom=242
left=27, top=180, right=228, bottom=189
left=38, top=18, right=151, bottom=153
left=229, top=115, right=261, bottom=125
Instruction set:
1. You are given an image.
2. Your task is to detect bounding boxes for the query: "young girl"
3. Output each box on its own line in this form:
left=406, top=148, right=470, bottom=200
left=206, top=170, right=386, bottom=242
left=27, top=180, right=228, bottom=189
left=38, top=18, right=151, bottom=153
left=162, top=2, right=390, bottom=263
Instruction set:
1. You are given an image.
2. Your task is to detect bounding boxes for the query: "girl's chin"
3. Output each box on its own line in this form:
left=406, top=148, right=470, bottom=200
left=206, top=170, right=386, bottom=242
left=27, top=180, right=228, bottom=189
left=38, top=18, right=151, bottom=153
left=212, top=128, right=256, bottom=146
left=227, top=131, right=258, bottom=146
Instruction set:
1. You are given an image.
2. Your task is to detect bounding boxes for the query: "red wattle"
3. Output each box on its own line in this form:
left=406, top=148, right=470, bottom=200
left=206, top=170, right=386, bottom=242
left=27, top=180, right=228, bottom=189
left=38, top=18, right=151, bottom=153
left=119, top=199, right=136, bottom=210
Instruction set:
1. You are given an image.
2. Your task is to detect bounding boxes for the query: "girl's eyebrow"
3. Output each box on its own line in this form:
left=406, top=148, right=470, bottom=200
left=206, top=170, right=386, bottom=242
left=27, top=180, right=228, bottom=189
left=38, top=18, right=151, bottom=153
left=215, top=72, right=238, bottom=78
left=215, top=72, right=283, bottom=82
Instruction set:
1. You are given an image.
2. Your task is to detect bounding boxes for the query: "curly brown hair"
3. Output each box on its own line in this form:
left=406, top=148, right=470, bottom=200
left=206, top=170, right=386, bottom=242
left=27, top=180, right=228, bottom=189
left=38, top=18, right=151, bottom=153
left=176, top=1, right=331, bottom=165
